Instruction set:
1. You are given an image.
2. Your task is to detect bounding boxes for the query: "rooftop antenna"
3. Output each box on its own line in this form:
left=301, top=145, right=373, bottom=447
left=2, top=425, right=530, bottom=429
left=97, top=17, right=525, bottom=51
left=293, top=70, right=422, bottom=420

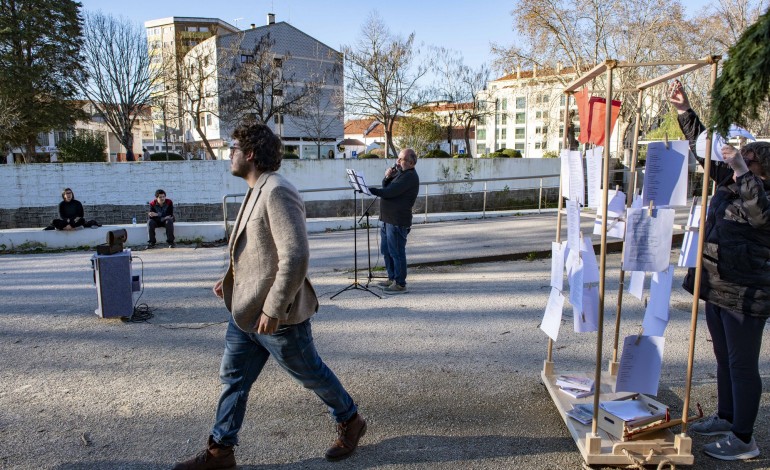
left=232, top=17, right=243, bottom=28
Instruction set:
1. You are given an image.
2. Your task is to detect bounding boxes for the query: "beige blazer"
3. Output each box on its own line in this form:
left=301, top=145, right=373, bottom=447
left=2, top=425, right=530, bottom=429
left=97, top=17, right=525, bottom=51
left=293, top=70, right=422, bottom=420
left=222, top=172, right=318, bottom=332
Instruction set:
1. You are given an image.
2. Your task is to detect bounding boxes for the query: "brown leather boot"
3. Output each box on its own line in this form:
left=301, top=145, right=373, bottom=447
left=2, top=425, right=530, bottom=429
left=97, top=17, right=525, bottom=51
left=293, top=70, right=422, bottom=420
left=172, top=435, right=236, bottom=470
left=324, top=413, right=367, bottom=461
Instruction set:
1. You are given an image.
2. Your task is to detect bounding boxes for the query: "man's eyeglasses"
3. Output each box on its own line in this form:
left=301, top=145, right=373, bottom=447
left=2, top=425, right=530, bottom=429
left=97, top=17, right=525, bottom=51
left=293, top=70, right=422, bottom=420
left=230, top=145, right=241, bottom=154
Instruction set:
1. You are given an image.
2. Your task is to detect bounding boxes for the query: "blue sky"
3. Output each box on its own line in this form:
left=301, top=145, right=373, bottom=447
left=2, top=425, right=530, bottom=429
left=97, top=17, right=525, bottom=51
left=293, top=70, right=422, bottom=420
left=79, top=0, right=714, bottom=77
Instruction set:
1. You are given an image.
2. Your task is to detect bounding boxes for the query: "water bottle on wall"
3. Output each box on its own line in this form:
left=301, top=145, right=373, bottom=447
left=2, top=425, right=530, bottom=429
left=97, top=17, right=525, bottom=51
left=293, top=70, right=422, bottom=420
left=132, top=216, right=137, bottom=226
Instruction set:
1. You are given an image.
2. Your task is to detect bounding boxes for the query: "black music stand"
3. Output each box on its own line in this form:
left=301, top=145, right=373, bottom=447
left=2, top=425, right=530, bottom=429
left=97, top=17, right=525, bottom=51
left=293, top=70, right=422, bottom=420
left=358, top=196, right=383, bottom=287
left=331, top=170, right=381, bottom=299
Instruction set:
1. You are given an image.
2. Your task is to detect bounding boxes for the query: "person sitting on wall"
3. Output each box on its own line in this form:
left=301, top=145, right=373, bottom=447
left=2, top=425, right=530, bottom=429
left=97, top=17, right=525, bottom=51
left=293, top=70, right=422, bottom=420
left=147, top=189, right=175, bottom=248
left=44, top=188, right=101, bottom=230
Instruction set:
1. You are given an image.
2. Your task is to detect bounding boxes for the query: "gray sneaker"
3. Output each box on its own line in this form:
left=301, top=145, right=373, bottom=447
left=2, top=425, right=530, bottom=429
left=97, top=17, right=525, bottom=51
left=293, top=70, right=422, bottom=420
left=689, top=413, right=732, bottom=436
left=383, top=283, right=407, bottom=294
left=377, top=279, right=394, bottom=287
left=703, top=432, right=760, bottom=461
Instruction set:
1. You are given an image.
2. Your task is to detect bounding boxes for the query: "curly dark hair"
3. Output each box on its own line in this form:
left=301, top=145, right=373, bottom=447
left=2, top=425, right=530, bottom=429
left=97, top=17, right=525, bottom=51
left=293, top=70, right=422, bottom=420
left=743, top=141, right=770, bottom=178
left=232, top=123, right=283, bottom=172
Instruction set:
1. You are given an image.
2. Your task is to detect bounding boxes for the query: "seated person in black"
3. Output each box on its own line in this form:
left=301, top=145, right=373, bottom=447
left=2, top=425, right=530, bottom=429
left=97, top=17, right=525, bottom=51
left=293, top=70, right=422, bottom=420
left=147, top=189, right=175, bottom=248
left=45, top=188, right=100, bottom=230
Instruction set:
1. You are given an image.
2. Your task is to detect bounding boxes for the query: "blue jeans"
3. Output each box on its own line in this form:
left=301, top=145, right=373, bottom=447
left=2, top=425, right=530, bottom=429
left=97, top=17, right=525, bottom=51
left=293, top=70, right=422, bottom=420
left=380, top=223, right=410, bottom=286
left=211, top=317, right=357, bottom=446
left=705, top=303, right=766, bottom=437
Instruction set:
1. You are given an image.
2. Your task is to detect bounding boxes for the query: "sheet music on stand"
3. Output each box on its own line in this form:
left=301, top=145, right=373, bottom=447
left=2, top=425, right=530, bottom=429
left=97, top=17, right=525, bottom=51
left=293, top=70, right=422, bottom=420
left=346, top=169, right=372, bottom=196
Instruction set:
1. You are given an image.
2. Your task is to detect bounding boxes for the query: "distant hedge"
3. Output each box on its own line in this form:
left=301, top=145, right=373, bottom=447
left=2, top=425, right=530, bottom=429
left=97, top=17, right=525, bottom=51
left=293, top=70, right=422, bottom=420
left=150, top=152, right=184, bottom=161
left=283, top=153, right=299, bottom=159
left=422, top=149, right=451, bottom=158
left=358, top=153, right=381, bottom=159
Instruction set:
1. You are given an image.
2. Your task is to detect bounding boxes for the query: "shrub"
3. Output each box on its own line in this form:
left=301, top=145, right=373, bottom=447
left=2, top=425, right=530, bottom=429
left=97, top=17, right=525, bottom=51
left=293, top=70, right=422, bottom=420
left=542, top=150, right=559, bottom=159
left=453, top=153, right=471, bottom=158
left=57, top=130, right=107, bottom=162
left=422, top=149, right=451, bottom=158
left=358, top=153, right=380, bottom=159
left=488, top=151, right=505, bottom=158
left=502, top=148, right=523, bottom=158
left=282, top=152, right=299, bottom=159
left=370, top=148, right=386, bottom=158
left=150, top=152, right=184, bottom=161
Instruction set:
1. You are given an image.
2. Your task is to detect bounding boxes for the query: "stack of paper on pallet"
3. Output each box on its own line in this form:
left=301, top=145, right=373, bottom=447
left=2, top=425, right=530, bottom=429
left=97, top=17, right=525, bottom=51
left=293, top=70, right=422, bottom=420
left=555, top=375, right=595, bottom=398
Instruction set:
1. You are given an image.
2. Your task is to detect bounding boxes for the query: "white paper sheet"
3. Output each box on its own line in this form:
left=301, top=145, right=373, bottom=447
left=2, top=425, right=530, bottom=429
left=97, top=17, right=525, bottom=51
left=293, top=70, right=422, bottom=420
left=678, top=204, right=702, bottom=268
left=627, top=270, right=646, bottom=300
left=345, top=168, right=372, bottom=196
left=560, top=150, right=572, bottom=200
left=568, top=150, right=585, bottom=205
left=541, top=287, right=564, bottom=341
left=642, top=311, right=669, bottom=337
left=569, top=256, right=584, bottom=317
left=576, top=285, right=599, bottom=333
left=648, top=266, right=675, bottom=321
left=551, top=241, right=567, bottom=291
left=593, top=189, right=627, bottom=239
left=585, top=147, right=603, bottom=209
left=623, top=208, right=675, bottom=273
left=580, top=236, right=600, bottom=284
left=642, top=141, right=689, bottom=207
left=616, top=335, right=665, bottom=395
left=567, top=200, right=581, bottom=253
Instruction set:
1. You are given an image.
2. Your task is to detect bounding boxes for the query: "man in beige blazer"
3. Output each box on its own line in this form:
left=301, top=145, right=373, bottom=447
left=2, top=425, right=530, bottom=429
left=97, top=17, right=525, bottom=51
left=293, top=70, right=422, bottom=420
left=173, top=123, right=366, bottom=470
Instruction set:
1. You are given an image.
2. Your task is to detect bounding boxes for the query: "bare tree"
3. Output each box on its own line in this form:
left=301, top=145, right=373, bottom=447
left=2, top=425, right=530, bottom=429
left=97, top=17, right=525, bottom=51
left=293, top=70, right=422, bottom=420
left=179, top=39, right=223, bottom=159
left=219, top=32, right=312, bottom=128
left=429, top=48, right=492, bottom=157
left=292, top=45, right=344, bottom=158
left=343, top=12, right=428, bottom=157
left=80, top=12, right=157, bottom=161
left=490, top=0, right=702, bottom=152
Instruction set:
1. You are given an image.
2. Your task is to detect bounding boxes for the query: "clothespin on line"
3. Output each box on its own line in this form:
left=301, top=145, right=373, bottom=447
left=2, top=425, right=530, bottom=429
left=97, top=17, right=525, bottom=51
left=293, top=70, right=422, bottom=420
left=648, top=201, right=654, bottom=217
left=635, top=326, right=645, bottom=345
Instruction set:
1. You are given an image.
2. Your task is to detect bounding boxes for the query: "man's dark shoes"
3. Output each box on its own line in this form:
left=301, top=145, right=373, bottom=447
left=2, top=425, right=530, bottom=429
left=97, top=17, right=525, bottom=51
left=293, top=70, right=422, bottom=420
left=172, top=435, right=235, bottom=470
left=146, top=242, right=156, bottom=249
left=325, top=413, right=366, bottom=461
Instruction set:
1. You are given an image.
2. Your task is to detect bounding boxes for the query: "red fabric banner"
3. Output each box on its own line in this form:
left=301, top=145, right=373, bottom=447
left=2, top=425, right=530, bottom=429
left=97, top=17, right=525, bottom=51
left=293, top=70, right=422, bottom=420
left=574, top=87, right=621, bottom=147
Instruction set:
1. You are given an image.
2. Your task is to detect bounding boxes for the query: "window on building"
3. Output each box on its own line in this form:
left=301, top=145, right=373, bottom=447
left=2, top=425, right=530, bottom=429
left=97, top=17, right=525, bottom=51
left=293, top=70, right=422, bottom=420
left=560, top=95, right=566, bottom=106
left=240, top=54, right=253, bottom=63
left=186, top=26, right=198, bottom=32
left=206, top=114, right=212, bottom=126
left=477, top=128, right=486, bottom=140
left=500, top=114, right=507, bottom=125
left=199, top=116, right=205, bottom=128
left=514, top=143, right=525, bottom=150
left=273, top=57, right=283, bottom=68
left=515, top=112, right=525, bottom=124
left=559, top=125, right=564, bottom=138
left=274, top=114, right=284, bottom=124
left=273, top=88, right=283, bottom=97
left=501, top=128, right=507, bottom=139
left=501, top=98, right=508, bottom=111
left=199, top=26, right=209, bottom=32
left=515, top=127, right=525, bottom=139
left=37, top=132, right=50, bottom=146
left=516, top=97, right=526, bottom=109
left=535, top=142, right=542, bottom=149
left=499, top=143, right=506, bottom=150
left=495, top=128, right=500, bottom=140
left=478, top=115, right=485, bottom=125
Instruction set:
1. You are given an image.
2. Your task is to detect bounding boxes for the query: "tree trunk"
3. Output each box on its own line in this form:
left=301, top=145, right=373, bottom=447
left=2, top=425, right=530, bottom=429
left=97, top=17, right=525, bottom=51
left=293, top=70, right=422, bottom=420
left=464, top=124, right=473, bottom=158
left=123, top=131, right=135, bottom=161
left=196, top=125, right=216, bottom=160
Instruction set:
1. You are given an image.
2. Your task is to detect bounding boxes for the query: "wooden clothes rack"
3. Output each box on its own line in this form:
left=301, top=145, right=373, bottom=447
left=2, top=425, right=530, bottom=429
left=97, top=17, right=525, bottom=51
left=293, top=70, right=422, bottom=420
left=541, top=56, right=720, bottom=466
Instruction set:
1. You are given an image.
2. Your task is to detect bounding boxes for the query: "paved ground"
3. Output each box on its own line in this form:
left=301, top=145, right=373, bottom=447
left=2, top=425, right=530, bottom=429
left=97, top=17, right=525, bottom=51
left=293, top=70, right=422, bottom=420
left=1, top=214, right=770, bottom=469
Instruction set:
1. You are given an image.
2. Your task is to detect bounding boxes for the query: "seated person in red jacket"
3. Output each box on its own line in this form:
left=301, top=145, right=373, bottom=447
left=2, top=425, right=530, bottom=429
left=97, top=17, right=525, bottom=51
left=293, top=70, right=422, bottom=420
left=44, top=188, right=100, bottom=230
left=147, top=189, right=175, bottom=248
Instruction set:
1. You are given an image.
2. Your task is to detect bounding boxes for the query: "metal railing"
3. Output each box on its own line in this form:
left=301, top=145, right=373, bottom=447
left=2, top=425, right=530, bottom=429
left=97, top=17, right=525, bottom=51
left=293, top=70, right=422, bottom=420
left=221, top=173, right=563, bottom=239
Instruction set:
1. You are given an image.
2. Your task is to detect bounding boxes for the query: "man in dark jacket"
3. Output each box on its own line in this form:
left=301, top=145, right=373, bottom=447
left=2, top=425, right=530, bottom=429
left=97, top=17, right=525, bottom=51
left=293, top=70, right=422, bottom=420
left=671, top=79, right=770, bottom=461
left=369, top=148, right=419, bottom=294
left=45, top=188, right=100, bottom=230
left=147, top=189, right=175, bottom=248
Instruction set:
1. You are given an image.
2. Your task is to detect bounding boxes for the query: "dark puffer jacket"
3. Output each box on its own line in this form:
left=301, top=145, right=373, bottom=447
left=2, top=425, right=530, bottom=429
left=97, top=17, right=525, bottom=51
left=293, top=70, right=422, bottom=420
left=679, top=109, right=770, bottom=317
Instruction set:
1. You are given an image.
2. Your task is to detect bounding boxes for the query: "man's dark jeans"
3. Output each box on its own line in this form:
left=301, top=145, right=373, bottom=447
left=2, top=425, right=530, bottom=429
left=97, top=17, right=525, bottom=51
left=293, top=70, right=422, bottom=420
left=148, top=218, right=174, bottom=244
left=211, top=318, right=358, bottom=446
left=380, top=223, right=410, bottom=287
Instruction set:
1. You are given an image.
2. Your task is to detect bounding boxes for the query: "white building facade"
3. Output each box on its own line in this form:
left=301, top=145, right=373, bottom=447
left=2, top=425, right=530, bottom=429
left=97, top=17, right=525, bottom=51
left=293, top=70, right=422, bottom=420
left=476, top=66, right=621, bottom=158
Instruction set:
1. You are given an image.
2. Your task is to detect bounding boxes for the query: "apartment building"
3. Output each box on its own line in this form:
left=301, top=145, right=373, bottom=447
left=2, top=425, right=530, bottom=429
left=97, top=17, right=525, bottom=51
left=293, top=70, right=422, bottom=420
left=144, top=17, right=239, bottom=154
left=475, top=66, right=619, bottom=158
left=183, top=15, right=343, bottom=159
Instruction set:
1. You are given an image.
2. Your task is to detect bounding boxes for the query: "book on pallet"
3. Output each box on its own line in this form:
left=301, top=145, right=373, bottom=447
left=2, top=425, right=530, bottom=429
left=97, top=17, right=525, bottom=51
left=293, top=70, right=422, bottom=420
left=555, top=375, right=594, bottom=392
left=559, top=386, right=594, bottom=399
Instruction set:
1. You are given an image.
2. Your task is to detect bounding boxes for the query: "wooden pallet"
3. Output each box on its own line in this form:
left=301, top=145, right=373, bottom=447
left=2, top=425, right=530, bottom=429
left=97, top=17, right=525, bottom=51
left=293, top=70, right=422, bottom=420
left=542, top=365, right=694, bottom=466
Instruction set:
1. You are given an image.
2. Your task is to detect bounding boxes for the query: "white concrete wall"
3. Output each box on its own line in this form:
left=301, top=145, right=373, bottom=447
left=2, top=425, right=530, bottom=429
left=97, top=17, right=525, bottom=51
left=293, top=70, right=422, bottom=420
left=0, top=158, right=560, bottom=209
